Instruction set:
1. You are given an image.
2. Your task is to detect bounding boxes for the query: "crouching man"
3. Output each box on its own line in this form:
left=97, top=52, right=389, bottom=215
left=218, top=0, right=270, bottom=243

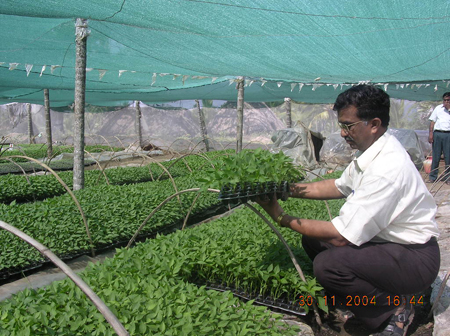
left=258, top=84, right=440, bottom=336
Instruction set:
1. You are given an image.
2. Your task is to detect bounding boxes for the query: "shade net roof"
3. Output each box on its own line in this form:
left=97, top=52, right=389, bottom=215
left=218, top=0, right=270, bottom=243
left=1, top=0, right=449, bottom=106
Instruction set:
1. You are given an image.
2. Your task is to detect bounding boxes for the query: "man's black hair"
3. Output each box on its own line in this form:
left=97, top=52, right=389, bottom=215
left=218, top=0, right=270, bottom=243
left=333, top=84, right=390, bottom=127
left=443, top=92, right=450, bottom=99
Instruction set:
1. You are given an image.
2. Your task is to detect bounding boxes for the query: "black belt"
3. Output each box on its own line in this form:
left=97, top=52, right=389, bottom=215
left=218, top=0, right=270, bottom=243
left=434, top=130, right=450, bottom=133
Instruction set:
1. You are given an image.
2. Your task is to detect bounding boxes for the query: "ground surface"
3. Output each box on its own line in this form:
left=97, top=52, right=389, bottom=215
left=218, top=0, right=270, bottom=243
left=280, top=290, right=434, bottom=336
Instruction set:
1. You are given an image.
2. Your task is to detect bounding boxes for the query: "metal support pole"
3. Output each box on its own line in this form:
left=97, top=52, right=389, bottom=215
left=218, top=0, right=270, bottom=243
left=44, top=89, right=53, bottom=159
left=236, top=77, right=245, bottom=153
left=195, top=99, right=210, bottom=152
left=73, top=18, right=89, bottom=191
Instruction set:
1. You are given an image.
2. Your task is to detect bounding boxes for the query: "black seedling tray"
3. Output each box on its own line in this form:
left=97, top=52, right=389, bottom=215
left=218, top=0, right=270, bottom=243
left=218, top=181, right=289, bottom=205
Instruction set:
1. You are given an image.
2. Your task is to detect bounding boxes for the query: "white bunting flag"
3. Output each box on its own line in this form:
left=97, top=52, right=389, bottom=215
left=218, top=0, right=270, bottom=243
left=25, top=64, right=33, bottom=76
left=98, top=69, right=107, bottom=80
left=50, top=65, right=61, bottom=74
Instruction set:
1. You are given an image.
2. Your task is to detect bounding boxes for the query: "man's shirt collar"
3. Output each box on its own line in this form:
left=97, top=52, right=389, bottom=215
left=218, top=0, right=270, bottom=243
left=353, top=132, right=389, bottom=172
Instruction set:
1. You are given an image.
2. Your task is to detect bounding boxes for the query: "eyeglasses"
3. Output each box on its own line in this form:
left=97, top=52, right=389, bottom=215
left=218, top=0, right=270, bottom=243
left=338, top=120, right=367, bottom=133
left=443, top=99, right=450, bottom=102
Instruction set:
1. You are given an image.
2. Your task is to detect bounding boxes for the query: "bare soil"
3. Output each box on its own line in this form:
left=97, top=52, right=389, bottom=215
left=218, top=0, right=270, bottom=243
left=316, top=296, right=434, bottom=336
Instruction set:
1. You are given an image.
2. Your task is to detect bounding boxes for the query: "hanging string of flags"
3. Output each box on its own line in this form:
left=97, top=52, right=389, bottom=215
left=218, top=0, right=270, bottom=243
left=2, top=61, right=450, bottom=92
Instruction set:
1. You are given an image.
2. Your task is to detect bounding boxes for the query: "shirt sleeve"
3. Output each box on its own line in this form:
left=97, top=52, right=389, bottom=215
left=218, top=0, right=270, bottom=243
left=428, top=106, right=438, bottom=122
left=334, top=163, right=354, bottom=197
left=331, top=174, right=402, bottom=246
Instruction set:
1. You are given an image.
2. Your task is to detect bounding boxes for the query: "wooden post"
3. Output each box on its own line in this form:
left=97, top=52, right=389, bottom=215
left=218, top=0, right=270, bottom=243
left=73, top=18, right=89, bottom=191
left=195, top=99, right=210, bottom=152
left=284, top=97, right=292, bottom=128
left=27, top=103, right=34, bottom=144
left=236, top=77, right=244, bottom=153
left=44, top=89, right=53, bottom=159
left=135, top=101, right=143, bottom=149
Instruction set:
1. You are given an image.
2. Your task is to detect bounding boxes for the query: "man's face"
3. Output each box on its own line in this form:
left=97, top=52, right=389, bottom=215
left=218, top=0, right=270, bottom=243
left=337, top=105, right=373, bottom=152
left=443, top=96, right=450, bottom=110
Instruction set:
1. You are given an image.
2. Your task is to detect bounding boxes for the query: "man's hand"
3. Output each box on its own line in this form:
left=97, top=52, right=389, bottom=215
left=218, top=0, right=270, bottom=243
left=429, top=121, right=435, bottom=144
left=255, top=193, right=284, bottom=222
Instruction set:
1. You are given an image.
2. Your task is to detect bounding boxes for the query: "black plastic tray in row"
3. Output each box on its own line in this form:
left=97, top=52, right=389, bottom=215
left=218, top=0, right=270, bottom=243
left=218, top=181, right=290, bottom=204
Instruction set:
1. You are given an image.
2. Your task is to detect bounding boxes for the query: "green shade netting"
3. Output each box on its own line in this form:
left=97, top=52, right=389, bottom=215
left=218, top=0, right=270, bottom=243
left=0, top=0, right=449, bottom=106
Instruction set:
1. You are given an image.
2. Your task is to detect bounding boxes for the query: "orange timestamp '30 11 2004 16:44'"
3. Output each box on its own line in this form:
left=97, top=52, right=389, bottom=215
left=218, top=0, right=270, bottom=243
left=298, top=295, right=424, bottom=307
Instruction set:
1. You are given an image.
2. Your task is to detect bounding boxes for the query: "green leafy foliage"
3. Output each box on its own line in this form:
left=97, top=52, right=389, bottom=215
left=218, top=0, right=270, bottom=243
left=0, top=144, right=123, bottom=164
left=0, top=189, right=346, bottom=334
left=197, top=148, right=305, bottom=190
left=0, top=149, right=234, bottom=203
left=0, top=159, right=96, bottom=175
left=0, top=154, right=344, bottom=334
left=0, top=171, right=220, bottom=273
left=0, top=216, right=310, bottom=335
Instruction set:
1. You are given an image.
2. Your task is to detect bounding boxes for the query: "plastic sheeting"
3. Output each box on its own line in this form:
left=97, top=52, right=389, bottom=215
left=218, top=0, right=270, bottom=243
left=319, top=132, right=356, bottom=166
left=270, top=125, right=318, bottom=169
left=320, top=128, right=426, bottom=170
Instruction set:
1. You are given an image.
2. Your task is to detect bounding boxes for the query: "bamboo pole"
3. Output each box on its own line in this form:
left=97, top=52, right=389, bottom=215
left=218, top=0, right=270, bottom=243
left=135, top=101, right=143, bottom=149
left=27, top=103, right=34, bottom=144
left=0, top=220, right=129, bottom=336
left=236, top=77, right=244, bottom=153
left=285, top=97, right=292, bottom=128
left=44, top=89, right=53, bottom=159
left=195, top=99, right=210, bottom=152
left=73, top=18, right=89, bottom=191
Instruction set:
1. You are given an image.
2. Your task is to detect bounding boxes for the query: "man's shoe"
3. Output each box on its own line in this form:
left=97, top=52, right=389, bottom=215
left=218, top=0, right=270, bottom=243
left=372, top=296, right=414, bottom=336
left=331, top=307, right=355, bottom=323
left=426, top=179, right=436, bottom=183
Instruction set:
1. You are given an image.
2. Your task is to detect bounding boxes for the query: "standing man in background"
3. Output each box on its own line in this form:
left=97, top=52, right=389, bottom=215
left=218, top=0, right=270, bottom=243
left=428, top=92, right=450, bottom=184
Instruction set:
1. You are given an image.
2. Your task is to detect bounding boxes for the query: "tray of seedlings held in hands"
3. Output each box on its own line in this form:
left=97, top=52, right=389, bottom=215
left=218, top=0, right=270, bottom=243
left=218, top=181, right=290, bottom=205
